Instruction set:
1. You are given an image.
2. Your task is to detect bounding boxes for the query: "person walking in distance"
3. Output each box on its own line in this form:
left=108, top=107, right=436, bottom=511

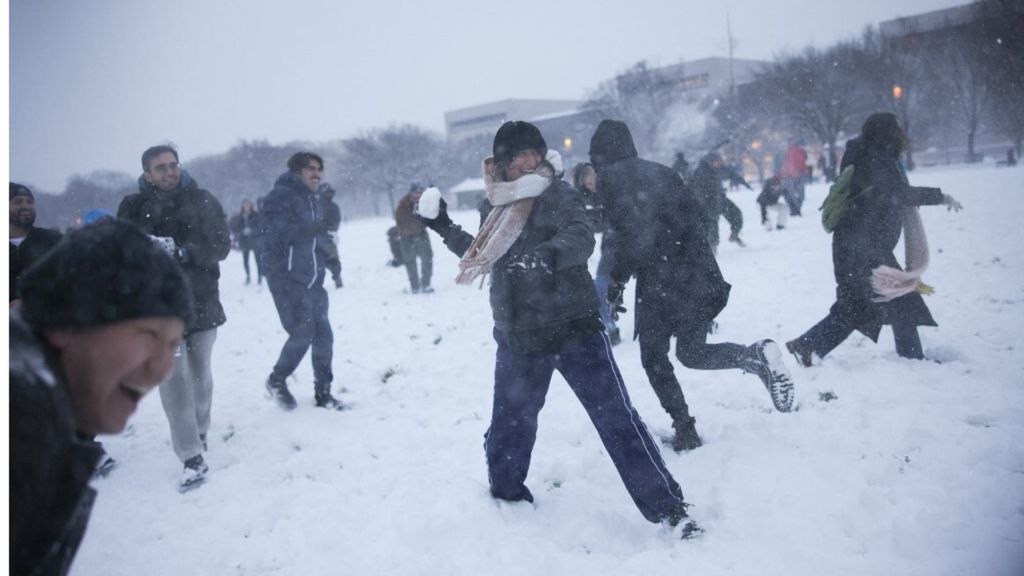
left=319, top=183, right=344, bottom=289
left=229, top=198, right=263, bottom=285
left=394, top=183, right=434, bottom=293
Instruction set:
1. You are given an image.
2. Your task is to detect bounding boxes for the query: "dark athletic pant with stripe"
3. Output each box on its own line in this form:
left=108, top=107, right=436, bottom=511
left=485, top=329, right=687, bottom=523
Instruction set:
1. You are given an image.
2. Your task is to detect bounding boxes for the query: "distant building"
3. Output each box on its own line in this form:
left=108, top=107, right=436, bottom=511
left=445, top=99, right=583, bottom=142
left=879, top=3, right=976, bottom=48
left=617, top=56, right=769, bottom=101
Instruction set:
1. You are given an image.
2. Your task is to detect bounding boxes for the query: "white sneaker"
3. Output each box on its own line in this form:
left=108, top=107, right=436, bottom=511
left=179, top=455, right=209, bottom=493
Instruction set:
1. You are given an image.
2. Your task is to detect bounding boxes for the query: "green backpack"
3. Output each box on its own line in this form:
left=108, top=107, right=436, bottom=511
left=820, top=165, right=870, bottom=233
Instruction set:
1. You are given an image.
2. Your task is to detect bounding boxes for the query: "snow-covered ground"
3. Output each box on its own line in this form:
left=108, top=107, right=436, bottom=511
left=74, top=164, right=1024, bottom=576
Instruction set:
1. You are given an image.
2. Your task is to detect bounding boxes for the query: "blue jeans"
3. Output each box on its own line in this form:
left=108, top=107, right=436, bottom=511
left=486, top=329, right=686, bottom=523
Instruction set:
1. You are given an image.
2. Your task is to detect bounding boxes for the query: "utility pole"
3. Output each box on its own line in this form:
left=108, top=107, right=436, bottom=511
left=726, top=4, right=736, bottom=97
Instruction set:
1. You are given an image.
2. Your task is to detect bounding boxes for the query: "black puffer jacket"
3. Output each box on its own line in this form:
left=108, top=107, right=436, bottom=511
left=831, top=125, right=944, bottom=340
left=10, top=226, right=62, bottom=302
left=117, top=172, right=230, bottom=335
left=438, top=179, right=601, bottom=353
left=590, top=120, right=730, bottom=334
left=10, top=312, right=103, bottom=576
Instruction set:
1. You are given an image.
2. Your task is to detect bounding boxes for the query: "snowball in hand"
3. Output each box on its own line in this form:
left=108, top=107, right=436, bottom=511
left=417, top=187, right=442, bottom=219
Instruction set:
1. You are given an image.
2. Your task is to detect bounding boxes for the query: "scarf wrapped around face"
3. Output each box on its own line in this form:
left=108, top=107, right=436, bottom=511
left=455, top=150, right=562, bottom=286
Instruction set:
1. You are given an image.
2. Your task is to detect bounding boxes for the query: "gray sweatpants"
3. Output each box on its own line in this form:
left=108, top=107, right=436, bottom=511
left=160, top=328, right=217, bottom=463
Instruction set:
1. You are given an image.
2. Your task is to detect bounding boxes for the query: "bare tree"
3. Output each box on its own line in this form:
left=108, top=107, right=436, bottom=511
left=758, top=43, right=875, bottom=164
left=972, top=0, right=1024, bottom=156
left=342, top=125, right=442, bottom=215
left=583, top=61, right=681, bottom=157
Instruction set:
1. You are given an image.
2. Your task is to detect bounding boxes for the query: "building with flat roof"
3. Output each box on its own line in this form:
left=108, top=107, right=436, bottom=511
left=617, top=56, right=769, bottom=100
left=445, top=99, right=583, bottom=141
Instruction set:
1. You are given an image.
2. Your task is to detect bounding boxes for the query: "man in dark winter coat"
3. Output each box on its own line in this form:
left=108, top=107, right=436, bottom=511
left=261, top=152, right=346, bottom=411
left=589, top=119, right=795, bottom=453
left=118, top=145, right=231, bottom=491
left=11, top=220, right=191, bottom=576
left=417, top=121, right=701, bottom=538
left=10, top=182, right=62, bottom=304
left=690, top=153, right=747, bottom=250
left=786, top=113, right=962, bottom=365
left=393, top=183, right=434, bottom=293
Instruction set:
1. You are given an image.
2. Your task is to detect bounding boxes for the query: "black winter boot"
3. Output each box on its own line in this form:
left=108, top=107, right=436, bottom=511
left=785, top=338, right=814, bottom=367
left=667, top=503, right=704, bottom=540
left=669, top=417, right=703, bottom=452
left=266, top=375, right=297, bottom=411
left=314, top=383, right=349, bottom=411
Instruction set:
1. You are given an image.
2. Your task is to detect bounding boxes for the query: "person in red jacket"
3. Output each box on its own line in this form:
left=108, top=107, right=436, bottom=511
left=779, top=141, right=809, bottom=216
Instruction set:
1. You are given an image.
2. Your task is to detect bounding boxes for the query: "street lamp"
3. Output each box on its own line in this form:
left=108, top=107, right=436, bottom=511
left=563, top=137, right=573, bottom=151
left=892, top=85, right=903, bottom=101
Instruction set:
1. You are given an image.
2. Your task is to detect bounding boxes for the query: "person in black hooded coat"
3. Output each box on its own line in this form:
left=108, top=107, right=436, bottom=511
left=589, top=119, right=795, bottom=452
left=786, top=113, right=962, bottom=365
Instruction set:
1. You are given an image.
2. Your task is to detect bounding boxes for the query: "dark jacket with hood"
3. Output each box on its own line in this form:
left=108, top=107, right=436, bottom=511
left=229, top=210, right=262, bottom=251
left=260, top=171, right=329, bottom=289
left=689, top=155, right=727, bottom=227
left=589, top=120, right=730, bottom=334
left=10, top=226, right=63, bottom=302
left=9, top=312, right=103, bottom=576
left=830, top=113, right=945, bottom=340
left=437, top=177, right=601, bottom=354
left=117, top=171, right=230, bottom=335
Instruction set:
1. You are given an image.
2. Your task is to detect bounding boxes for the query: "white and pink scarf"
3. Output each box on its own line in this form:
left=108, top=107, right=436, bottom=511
left=870, top=207, right=930, bottom=302
left=455, top=150, right=562, bottom=286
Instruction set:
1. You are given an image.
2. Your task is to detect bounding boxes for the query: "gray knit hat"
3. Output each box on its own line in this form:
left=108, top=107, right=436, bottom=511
left=19, top=220, right=193, bottom=330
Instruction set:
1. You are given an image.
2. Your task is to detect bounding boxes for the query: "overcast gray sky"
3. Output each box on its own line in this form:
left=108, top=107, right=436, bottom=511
left=10, top=0, right=966, bottom=191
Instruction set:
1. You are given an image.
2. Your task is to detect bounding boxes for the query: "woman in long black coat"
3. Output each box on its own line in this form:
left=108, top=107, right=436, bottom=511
left=786, top=113, right=961, bottom=365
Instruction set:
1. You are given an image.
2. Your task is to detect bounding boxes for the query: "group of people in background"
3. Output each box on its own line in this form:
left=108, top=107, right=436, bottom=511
left=10, top=110, right=964, bottom=573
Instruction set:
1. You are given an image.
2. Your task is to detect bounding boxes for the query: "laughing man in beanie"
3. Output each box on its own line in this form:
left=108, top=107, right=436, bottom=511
left=117, top=145, right=231, bottom=491
left=10, top=182, right=62, bottom=305
left=10, top=220, right=191, bottom=576
left=416, top=120, right=700, bottom=538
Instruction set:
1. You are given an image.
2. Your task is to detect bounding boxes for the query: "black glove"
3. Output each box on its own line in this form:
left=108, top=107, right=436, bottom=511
left=417, top=198, right=454, bottom=234
left=607, top=281, right=627, bottom=321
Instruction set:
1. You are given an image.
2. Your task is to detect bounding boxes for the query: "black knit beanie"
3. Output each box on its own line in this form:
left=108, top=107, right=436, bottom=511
left=10, top=182, right=34, bottom=200
left=19, top=220, right=193, bottom=330
left=493, top=121, right=547, bottom=165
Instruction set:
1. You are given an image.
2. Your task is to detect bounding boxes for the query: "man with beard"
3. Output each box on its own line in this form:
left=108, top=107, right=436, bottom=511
left=589, top=120, right=795, bottom=453
left=9, top=183, right=62, bottom=305
left=261, top=152, right=346, bottom=411
left=118, top=145, right=231, bottom=491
